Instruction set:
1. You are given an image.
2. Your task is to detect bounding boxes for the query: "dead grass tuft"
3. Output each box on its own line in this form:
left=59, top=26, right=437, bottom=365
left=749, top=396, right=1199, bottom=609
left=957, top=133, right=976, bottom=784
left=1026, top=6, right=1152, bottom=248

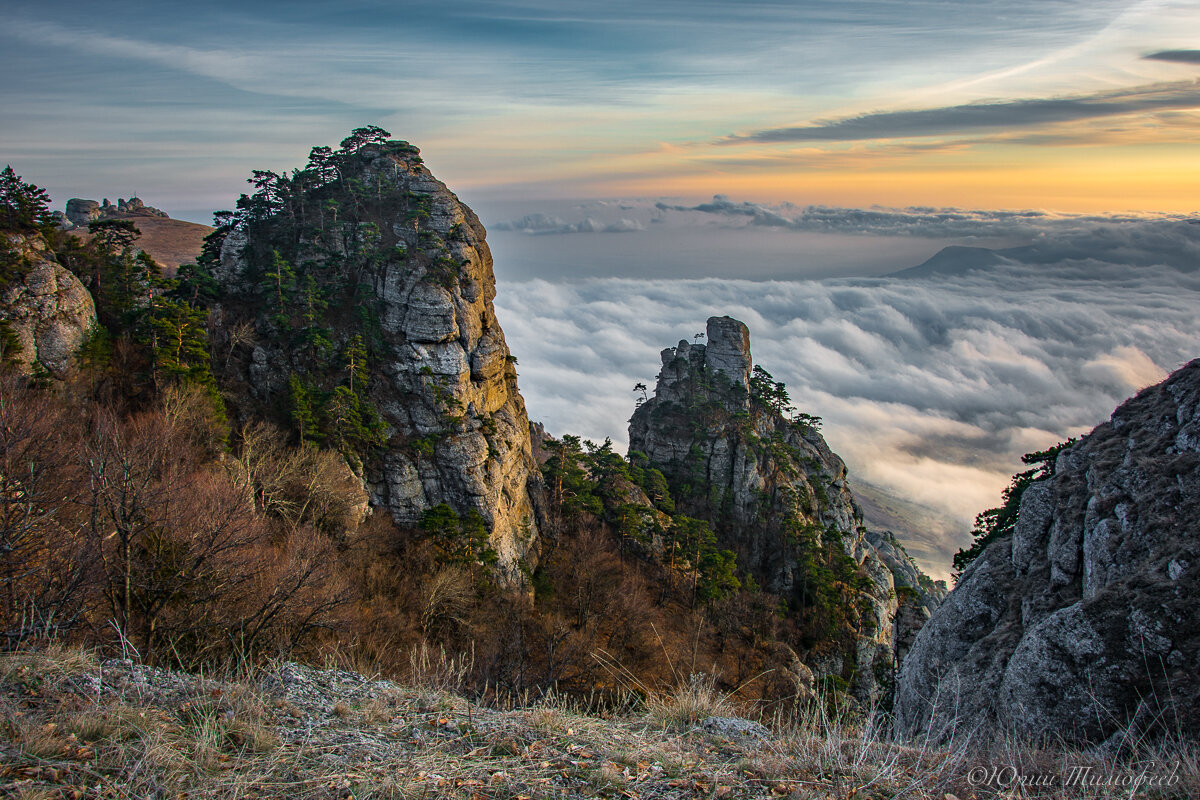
left=647, top=672, right=733, bottom=731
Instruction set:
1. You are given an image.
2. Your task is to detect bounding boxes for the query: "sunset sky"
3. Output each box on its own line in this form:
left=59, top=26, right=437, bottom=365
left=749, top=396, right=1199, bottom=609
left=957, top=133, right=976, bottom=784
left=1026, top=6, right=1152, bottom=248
left=4, top=0, right=1200, bottom=218
left=6, top=0, right=1200, bottom=577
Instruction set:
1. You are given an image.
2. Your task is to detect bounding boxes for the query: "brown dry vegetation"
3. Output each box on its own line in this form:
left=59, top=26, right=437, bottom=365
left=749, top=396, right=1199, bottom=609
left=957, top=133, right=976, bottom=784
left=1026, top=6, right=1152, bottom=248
left=0, top=360, right=821, bottom=715
left=1, top=644, right=1194, bottom=800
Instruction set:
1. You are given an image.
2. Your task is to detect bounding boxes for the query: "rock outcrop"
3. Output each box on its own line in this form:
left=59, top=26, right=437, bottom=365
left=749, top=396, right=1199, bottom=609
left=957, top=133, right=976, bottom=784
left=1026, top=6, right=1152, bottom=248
left=210, top=138, right=539, bottom=574
left=62, top=197, right=168, bottom=230
left=895, top=360, right=1200, bottom=745
left=629, top=315, right=941, bottom=702
left=0, top=232, right=96, bottom=378
left=64, top=198, right=101, bottom=227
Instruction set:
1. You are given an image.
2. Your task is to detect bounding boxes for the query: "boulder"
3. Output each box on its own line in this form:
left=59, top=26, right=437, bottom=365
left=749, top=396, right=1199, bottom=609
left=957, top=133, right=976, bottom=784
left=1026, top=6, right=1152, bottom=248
left=64, top=198, right=101, bottom=227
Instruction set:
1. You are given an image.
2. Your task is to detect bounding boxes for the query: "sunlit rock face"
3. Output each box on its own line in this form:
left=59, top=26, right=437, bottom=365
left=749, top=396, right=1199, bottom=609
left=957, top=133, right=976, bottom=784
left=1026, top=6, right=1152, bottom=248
left=0, top=232, right=96, bottom=379
left=895, top=359, right=1200, bottom=745
left=629, top=315, right=942, bottom=704
left=210, top=141, right=540, bottom=574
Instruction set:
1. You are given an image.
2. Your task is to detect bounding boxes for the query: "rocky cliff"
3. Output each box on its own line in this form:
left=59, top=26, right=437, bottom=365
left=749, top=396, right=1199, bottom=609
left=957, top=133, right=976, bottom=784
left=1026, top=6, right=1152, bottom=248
left=895, top=360, right=1200, bottom=745
left=208, top=135, right=539, bottom=573
left=0, top=231, right=96, bottom=378
left=629, top=316, right=942, bottom=701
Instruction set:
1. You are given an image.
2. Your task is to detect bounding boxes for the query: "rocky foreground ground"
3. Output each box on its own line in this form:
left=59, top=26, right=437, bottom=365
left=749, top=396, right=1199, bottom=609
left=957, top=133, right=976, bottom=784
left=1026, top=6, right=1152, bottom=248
left=2, top=646, right=1194, bottom=799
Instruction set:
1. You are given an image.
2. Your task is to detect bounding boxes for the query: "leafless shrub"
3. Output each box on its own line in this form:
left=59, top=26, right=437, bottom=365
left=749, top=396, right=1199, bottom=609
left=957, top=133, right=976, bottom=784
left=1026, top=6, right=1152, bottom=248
left=420, top=566, right=473, bottom=635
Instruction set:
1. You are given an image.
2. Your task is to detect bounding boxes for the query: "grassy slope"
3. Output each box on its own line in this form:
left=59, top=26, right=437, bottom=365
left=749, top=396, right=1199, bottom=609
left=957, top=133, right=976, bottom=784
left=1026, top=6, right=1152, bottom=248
left=2, top=646, right=1194, bottom=799
left=68, top=216, right=212, bottom=274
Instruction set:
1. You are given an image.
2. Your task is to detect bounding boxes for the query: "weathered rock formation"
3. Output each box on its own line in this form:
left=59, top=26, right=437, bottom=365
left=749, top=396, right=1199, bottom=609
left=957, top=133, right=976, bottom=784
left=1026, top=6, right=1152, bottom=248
left=0, top=232, right=96, bottom=378
left=62, top=197, right=168, bottom=229
left=895, top=360, right=1200, bottom=745
left=866, top=530, right=947, bottom=664
left=629, top=315, right=941, bottom=701
left=64, top=198, right=101, bottom=227
left=210, top=139, right=540, bottom=573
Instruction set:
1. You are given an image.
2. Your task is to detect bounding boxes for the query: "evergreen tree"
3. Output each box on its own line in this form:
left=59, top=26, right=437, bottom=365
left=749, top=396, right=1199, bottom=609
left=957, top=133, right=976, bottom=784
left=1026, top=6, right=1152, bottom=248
left=0, top=166, right=53, bottom=231
left=952, top=438, right=1076, bottom=576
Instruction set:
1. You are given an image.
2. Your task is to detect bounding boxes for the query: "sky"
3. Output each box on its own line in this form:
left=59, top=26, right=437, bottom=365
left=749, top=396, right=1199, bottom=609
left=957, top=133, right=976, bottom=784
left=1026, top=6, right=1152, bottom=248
left=5, top=0, right=1200, bottom=217
left=5, top=0, right=1200, bottom=578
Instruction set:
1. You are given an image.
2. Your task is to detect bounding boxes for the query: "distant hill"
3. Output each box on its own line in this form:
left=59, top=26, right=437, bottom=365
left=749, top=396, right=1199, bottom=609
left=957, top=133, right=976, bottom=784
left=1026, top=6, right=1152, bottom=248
left=68, top=215, right=212, bottom=274
left=889, top=245, right=1003, bottom=278
left=893, top=220, right=1200, bottom=278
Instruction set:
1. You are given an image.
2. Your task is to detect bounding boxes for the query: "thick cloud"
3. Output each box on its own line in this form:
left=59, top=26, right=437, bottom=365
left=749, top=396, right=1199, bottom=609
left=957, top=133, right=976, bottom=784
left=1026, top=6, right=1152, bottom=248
left=495, top=253, right=1200, bottom=580
left=725, top=81, right=1200, bottom=143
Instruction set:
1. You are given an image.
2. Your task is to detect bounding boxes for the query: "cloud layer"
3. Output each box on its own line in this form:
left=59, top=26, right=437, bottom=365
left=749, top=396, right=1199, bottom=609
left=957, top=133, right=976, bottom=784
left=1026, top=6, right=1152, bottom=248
left=726, top=81, right=1200, bottom=143
left=493, top=213, right=645, bottom=235
left=495, top=243, right=1200, bottom=579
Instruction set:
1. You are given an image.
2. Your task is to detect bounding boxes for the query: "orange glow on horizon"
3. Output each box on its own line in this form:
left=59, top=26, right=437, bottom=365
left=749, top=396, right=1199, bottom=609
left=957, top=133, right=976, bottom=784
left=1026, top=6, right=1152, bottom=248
left=560, top=144, right=1200, bottom=214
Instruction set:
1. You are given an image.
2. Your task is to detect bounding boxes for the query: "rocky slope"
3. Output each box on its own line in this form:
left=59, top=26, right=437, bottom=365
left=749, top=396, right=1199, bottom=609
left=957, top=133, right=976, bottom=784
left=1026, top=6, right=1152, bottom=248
left=629, top=316, right=943, bottom=701
left=0, top=231, right=96, bottom=378
left=3, top=647, right=1082, bottom=800
left=895, top=359, right=1200, bottom=745
left=209, top=137, right=540, bottom=574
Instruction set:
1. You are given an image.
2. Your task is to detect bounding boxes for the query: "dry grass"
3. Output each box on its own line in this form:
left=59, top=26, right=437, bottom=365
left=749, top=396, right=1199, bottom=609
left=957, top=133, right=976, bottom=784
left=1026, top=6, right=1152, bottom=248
left=0, top=643, right=1195, bottom=799
left=647, top=672, right=733, bottom=731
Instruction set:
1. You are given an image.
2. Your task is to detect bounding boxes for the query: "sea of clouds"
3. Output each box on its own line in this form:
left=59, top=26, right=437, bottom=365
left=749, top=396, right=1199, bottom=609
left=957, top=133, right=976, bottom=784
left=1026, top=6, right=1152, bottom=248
left=487, top=203, right=1200, bottom=579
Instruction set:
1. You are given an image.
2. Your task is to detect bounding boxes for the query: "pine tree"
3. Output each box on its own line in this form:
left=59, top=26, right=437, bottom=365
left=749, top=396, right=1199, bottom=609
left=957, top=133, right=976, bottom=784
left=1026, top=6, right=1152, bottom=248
left=0, top=166, right=53, bottom=231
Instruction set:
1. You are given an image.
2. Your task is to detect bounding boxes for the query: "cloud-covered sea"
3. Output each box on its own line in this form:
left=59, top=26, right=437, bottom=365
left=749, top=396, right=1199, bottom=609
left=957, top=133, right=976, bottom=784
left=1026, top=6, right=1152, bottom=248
left=485, top=201, right=1200, bottom=579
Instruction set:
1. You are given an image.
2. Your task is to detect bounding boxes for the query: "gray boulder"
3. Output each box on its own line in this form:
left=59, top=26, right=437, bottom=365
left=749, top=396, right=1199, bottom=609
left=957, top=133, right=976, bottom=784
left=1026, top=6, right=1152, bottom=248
left=64, top=198, right=100, bottom=227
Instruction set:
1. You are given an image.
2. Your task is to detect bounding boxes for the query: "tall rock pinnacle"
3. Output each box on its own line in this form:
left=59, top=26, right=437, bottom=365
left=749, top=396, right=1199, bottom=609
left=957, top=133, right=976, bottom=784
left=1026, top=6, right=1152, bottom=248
left=630, top=315, right=944, bottom=703
left=702, top=316, right=752, bottom=389
left=208, top=135, right=539, bottom=572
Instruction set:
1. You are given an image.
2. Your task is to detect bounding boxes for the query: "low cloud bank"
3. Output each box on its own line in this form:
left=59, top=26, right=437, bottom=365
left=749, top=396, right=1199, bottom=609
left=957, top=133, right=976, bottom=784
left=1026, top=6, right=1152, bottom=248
left=493, top=213, right=644, bottom=235
left=496, top=255, right=1200, bottom=579
left=657, top=196, right=1198, bottom=247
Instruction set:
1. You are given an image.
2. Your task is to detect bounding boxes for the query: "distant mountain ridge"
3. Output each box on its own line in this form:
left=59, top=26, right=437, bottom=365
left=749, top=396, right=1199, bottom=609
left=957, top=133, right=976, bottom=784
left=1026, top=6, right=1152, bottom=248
left=893, top=220, right=1200, bottom=277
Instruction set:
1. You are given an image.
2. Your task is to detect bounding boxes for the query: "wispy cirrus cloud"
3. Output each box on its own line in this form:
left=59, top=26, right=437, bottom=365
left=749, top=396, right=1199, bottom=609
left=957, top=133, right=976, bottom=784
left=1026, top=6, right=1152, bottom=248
left=724, top=81, right=1200, bottom=143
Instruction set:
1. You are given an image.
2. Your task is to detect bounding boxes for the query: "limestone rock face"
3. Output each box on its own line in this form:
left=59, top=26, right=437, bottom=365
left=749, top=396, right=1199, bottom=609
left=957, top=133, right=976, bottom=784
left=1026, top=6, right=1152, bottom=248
left=866, top=530, right=947, bottom=664
left=0, top=232, right=96, bottom=378
left=629, top=316, right=941, bottom=703
left=211, top=142, right=539, bottom=574
left=631, top=316, right=861, bottom=592
left=895, top=360, right=1200, bottom=745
